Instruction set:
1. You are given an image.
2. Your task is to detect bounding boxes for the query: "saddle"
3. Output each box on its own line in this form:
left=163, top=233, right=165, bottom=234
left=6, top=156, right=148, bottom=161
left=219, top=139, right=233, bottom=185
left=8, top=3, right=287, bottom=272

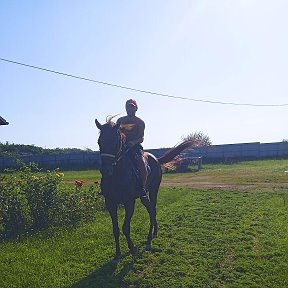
left=127, top=151, right=150, bottom=181
left=144, top=153, right=151, bottom=175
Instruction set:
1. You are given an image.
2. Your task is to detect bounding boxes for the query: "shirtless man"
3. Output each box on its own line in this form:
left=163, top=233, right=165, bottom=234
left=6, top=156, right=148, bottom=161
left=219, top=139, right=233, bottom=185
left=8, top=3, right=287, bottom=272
left=117, top=99, right=148, bottom=199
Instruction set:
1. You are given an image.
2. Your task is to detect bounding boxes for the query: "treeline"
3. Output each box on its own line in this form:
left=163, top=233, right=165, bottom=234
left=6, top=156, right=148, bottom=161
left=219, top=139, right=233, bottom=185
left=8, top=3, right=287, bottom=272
left=0, top=142, right=94, bottom=157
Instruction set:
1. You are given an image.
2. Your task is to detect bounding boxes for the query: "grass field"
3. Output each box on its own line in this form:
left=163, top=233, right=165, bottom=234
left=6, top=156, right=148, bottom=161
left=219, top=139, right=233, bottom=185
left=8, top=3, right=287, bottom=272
left=1, top=160, right=288, bottom=287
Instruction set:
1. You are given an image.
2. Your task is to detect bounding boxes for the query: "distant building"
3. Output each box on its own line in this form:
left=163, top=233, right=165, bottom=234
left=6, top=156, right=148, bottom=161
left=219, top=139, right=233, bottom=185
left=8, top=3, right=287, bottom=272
left=0, top=116, right=9, bottom=126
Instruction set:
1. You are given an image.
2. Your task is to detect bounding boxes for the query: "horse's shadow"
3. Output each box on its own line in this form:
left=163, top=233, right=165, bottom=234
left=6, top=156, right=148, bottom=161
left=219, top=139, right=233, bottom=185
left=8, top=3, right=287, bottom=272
left=69, top=256, right=135, bottom=288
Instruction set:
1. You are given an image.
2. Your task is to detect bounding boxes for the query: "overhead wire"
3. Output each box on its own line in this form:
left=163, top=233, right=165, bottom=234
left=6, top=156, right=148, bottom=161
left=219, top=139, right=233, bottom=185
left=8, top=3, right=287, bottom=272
left=1, top=57, right=287, bottom=107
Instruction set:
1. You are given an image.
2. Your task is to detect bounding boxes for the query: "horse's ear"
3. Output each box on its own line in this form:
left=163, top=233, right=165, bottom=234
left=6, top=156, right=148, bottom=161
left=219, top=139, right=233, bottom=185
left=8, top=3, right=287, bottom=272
left=95, top=119, right=102, bottom=130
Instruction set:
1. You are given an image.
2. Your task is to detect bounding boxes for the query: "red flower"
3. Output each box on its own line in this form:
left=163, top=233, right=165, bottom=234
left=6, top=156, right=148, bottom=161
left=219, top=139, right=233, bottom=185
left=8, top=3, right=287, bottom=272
left=75, top=180, right=84, bottom=187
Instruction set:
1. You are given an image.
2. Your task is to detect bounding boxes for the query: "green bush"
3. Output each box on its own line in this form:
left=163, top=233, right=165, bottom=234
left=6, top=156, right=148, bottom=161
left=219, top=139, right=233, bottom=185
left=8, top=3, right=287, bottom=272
left=50, top=184, right=105, bottom=227
left=20, top=163, right=62, bottom=231
left=0, top=163, right=104, bottom=239
left=0, top=168, right=29, bottom=238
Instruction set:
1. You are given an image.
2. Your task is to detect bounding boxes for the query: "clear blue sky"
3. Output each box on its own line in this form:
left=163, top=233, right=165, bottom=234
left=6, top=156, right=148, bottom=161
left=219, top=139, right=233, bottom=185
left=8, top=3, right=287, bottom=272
left=1, top=1, right=287, bottom=150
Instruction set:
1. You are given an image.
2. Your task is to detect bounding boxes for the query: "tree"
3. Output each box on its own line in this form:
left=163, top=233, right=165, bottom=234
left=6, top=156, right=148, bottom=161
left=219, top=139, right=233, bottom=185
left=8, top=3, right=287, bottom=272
left=181, top=131, right=212, bottom=147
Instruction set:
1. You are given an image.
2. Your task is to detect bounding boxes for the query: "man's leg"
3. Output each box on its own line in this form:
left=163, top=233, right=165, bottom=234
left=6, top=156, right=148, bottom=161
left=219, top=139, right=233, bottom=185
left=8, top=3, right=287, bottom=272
left=138, top=155, right=148, bottom=198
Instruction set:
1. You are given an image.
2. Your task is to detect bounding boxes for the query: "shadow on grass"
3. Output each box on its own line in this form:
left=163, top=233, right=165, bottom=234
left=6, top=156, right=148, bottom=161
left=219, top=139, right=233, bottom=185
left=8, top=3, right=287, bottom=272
left=69, top=258, right=134, bottom=288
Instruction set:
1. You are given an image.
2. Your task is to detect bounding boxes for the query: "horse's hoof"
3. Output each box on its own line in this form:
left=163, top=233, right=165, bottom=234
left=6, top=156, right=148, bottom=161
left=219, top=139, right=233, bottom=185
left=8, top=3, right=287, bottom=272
left=112, top=255, right=121, bottom=264
left=145, top=244, right=152, bottom=251
left=130, top=246, right=139, bottom=257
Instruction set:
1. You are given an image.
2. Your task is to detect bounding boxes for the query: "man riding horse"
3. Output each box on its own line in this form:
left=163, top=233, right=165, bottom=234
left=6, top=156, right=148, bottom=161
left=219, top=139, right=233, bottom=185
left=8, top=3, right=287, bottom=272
left=116, top=99, right=148, bottom=199
left=95, top=110, right=195, bottom=261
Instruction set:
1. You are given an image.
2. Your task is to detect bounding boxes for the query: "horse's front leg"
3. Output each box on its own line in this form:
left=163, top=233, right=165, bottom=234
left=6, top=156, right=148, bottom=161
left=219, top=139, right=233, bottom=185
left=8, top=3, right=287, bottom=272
left=106, top=201, right=121, bottom=262
left=123, top=200, right=138, bottom=256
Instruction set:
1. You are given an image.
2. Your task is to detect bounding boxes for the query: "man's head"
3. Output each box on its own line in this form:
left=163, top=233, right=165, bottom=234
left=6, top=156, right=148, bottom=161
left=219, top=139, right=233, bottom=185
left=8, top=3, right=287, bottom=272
left=125, top=99, right=138, bottom=116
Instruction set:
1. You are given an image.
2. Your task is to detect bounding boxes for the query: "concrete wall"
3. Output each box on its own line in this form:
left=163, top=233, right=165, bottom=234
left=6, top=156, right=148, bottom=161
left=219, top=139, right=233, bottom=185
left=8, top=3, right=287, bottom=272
left=149, top=141, right=288, bottom=163
left=0, top=141, right=288, bottom=171
left=0, top=152, right=100, bottom=171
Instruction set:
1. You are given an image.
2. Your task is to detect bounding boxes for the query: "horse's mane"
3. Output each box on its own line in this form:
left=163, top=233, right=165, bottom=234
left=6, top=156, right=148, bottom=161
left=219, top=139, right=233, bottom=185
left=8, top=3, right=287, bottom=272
left=105, top=120, right=117, bottom=127
left=120, top=123, right=135, bottom=136
left=104, top=115, right=135, bottom=137
left=104, top=115, right=118, bottom=127
left=100, top=117, right=135, bottom=145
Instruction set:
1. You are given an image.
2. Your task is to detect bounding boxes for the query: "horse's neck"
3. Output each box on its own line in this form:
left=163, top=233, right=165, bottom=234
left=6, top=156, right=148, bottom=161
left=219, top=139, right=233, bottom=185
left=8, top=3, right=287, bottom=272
left=114, top=153, right=134, bottom=178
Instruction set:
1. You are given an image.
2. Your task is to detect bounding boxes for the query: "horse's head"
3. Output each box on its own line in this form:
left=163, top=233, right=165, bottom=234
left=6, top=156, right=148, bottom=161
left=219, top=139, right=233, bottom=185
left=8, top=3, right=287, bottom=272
left=95, top=119, right=122, bottom=177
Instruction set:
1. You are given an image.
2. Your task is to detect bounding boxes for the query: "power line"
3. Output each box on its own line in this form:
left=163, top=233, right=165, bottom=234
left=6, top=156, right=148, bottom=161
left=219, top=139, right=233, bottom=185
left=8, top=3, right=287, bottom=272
left=1, top=57, right=287, bottom=107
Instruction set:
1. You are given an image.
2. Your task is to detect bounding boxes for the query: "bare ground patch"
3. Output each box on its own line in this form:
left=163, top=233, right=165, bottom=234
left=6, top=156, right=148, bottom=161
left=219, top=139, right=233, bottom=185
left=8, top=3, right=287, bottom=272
left=161, top=174, right=288, bottom=191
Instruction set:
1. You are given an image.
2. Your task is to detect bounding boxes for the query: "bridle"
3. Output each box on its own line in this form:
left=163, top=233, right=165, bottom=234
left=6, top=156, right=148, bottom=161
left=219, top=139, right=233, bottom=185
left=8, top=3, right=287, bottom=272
left=100, top=129, right=126, bottom=167
left=100, top=153, right=116, bottom=159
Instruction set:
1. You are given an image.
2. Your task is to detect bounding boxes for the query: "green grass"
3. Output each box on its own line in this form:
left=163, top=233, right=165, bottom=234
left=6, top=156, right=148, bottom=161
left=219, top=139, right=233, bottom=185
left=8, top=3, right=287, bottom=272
left=59, top=170, right=102, bottom=184
left=165, top=159, right=288, bottom=187
left=1, top=160, right=288, bottom=287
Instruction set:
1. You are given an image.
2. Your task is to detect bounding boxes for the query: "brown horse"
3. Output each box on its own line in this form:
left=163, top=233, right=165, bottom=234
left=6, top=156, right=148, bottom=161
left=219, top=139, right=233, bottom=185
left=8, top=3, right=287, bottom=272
left=95, top=119, right=193, bottom=262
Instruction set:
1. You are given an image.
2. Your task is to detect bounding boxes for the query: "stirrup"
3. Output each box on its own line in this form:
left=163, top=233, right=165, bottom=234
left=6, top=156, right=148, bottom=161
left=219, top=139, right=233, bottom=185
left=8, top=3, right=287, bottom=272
left=140, top=187, right=147, bottom=198
left=140, top=194, right=148, bottom=200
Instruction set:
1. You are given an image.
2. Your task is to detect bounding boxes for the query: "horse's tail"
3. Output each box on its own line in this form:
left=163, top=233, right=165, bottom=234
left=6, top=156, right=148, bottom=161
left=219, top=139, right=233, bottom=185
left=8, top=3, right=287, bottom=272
left=157, top=140, right=194, bottom=165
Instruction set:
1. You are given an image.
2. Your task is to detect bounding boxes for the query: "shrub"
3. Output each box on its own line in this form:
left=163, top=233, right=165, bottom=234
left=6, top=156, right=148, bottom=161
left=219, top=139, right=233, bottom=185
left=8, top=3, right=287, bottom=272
left=50, top=183, right=105, bottom=227
left=0, top=172, right=28, bottom=238
left=0, top=163, right=104, bottom=239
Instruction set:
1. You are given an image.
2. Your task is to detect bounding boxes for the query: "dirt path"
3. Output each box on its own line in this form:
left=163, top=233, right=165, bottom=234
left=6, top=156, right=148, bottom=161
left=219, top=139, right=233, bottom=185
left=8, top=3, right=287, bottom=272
left=161, top=174, right=288, bottom=191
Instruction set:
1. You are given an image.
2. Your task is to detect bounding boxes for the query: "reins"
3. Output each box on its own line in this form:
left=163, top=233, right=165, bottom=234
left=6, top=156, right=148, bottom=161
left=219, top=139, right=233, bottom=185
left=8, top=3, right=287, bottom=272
left=100, top=129, right=127, bottom=166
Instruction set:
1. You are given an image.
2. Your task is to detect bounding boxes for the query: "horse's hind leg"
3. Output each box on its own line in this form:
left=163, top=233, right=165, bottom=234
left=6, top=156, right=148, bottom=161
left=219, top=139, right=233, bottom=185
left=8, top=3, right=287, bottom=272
left=148, top=187, right=159, bottom=238
left=149, top=183, right=161, bottom=238
left=123, top=200, right=138, bottom=256
left=140, top=196, right=156, bottom=251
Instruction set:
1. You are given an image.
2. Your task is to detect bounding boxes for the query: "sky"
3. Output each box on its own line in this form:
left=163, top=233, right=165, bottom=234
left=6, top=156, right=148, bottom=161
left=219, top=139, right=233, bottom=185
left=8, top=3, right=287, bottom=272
left=1, top=0, right=287, bottom=151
